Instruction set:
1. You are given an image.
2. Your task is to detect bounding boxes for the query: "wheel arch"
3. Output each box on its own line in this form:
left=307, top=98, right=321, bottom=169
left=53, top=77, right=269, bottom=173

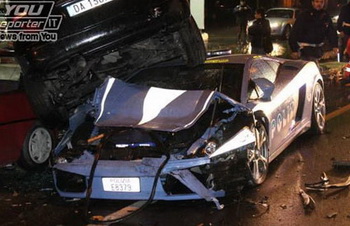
left=254, top=111, right=269, bottom=134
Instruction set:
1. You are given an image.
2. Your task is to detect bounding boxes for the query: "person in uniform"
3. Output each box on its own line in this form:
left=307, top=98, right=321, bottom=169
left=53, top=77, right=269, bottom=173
left=289, top=0, right=338, bottom=61
left=337, top=1, right=350, bottom=62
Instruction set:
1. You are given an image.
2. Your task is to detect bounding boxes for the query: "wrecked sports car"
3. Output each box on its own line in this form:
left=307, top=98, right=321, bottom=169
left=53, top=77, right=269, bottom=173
left=13, top=0, right=206, bottom=126
left=53, top=55, right=325, bottom=209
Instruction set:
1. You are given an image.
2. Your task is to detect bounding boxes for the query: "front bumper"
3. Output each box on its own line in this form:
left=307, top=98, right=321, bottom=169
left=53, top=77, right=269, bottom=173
left=53, top=153, right=225, bottom=201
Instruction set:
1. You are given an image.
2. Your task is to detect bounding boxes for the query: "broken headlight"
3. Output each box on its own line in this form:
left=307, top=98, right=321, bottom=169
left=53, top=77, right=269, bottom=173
left=209, top=127, right=255, bottom=158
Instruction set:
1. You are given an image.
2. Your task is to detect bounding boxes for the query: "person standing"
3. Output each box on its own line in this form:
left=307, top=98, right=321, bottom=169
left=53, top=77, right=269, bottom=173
left=337, top=1, right=350, bottom=62
left=234, top=0, right=252, bottom=44
left=289, top=0, right=338, bottom=61
left=248, top=8, right=272, bottom=55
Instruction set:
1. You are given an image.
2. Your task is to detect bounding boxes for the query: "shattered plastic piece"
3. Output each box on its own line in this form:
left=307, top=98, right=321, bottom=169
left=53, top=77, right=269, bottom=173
left=299, top=189, right=316, bottom=209
left=246, top=198, right=270, bottom=218
left=252, top=203, right=270, bottom=218
left=305, top=172, right=350, bottom=191
left=327, top=212, right=338, bottom=219
left=280, top=204, right=287, bottom=209
left=332, top=160, right=350, bottom=168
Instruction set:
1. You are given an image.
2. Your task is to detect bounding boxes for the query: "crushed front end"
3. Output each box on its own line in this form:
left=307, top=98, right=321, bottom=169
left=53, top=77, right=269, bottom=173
left=53, top=78, right=258, bottom=208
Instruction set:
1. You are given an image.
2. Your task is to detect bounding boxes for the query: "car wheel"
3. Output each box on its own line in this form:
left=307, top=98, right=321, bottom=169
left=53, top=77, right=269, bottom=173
left=247, top=121, right=269, bottom=186
left=283, top=25, right=291, bottom=40
left=178, top=16, right=206, bottom=66
left=23, top=75, right=68, bottom=127
left=19, top=123, right=53, bottom=170
left=310, top=82, right=326, bottom=134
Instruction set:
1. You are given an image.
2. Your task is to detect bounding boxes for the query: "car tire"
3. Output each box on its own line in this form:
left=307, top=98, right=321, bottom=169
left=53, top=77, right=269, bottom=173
left=23, top=75, right=68, bottom=127
left=283, top=25, right=291, bottom=40
left=310, top=82, right=326, bottom=134
left=19, top=123, right=53, bottom=170
left=247, top=120, right=269, bottom=186
left=178, top=16, right=206, bottom=66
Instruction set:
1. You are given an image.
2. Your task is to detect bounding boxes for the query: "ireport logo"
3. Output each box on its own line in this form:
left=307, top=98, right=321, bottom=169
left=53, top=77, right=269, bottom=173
left=0, top=1, right=62, bottom=42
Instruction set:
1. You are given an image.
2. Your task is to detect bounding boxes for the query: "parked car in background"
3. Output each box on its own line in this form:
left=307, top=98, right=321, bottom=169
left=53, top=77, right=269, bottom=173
left=0, top=60, right=53, bottom=169
left=248, top=8, right=300, bottom=40
left=266, top=8, right=300, bottom=39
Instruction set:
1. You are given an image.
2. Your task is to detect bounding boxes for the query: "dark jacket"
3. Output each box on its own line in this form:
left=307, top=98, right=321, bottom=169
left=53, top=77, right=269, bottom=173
left=337, top=3, right=350, bottom=35
left=289, top=8, right=338, bottom=52
left=248, top=18, right=271, bottom=48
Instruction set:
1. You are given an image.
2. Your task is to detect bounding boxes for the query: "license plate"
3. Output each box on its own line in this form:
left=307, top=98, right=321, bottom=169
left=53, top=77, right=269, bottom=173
left=102, top=177, right=140, bottom=192
left=66, top=0, right=113, bottom=17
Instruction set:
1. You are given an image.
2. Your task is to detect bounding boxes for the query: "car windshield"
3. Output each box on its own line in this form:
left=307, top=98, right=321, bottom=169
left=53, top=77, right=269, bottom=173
left=127, top=64, right=245, bottom=101
left=266, top=9, right=293, bottom=19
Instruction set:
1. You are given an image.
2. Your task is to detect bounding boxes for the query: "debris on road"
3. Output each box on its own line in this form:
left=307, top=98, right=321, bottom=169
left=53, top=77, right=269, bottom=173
left=332, top=160, right=350, bottom=168
left=305, top=172, right=350, bottom=191
left=299, top=189, right=316, bottom=210
left=245, top=197, right=270, bottom=218
left=280, top=204, right=287, bottom=209
left=341, top=135, right=350, bottom=140
left=326, top=212, right=338, bottom=219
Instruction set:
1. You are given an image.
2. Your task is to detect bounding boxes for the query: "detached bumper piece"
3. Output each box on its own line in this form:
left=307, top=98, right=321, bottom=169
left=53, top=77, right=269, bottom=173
left=53, top=152, right=225, bottom=209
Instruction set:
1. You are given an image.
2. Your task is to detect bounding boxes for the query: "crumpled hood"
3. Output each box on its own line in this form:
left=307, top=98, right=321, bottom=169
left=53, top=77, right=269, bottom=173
left=94, top=77, right=217, bottom=132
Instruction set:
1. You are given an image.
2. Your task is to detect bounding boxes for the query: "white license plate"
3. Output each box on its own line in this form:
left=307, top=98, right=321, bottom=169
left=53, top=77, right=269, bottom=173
left=66, top=0, right=113, bottom=17
left=102, top=177, right=140, bottom=192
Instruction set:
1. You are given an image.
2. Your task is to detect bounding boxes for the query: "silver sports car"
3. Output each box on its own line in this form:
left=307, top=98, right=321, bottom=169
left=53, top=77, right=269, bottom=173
left=53, top=54, right=325, bottom=210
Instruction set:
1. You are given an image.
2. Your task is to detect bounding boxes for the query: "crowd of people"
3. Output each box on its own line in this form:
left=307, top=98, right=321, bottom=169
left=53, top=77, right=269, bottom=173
left=233, top=0, right=350, bottom=63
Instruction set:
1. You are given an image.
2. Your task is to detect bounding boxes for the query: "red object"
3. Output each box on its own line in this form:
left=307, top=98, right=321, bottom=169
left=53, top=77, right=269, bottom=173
left=343, top=63, right=350, bottom=81
left=0, top=86, right=36, bottom=166
left=346, top=38, right=350, bottom=57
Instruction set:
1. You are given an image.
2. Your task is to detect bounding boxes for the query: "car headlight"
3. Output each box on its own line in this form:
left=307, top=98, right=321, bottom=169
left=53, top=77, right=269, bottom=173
left=209, top=127, right=255, bottom=158
left=270, top=22, right=280, bottom=29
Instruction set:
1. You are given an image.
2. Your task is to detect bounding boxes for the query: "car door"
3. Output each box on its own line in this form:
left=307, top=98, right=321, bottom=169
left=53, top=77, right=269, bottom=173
left=245, top=57, right=299, bottom=154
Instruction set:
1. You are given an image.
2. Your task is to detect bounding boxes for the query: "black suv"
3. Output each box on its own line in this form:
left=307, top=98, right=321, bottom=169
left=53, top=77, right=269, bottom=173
left=12, top=0, right=206, bottom=126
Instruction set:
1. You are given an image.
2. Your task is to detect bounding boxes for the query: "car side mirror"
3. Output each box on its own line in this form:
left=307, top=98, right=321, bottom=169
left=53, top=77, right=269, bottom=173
left=253, top=78, right=275, bottom=101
